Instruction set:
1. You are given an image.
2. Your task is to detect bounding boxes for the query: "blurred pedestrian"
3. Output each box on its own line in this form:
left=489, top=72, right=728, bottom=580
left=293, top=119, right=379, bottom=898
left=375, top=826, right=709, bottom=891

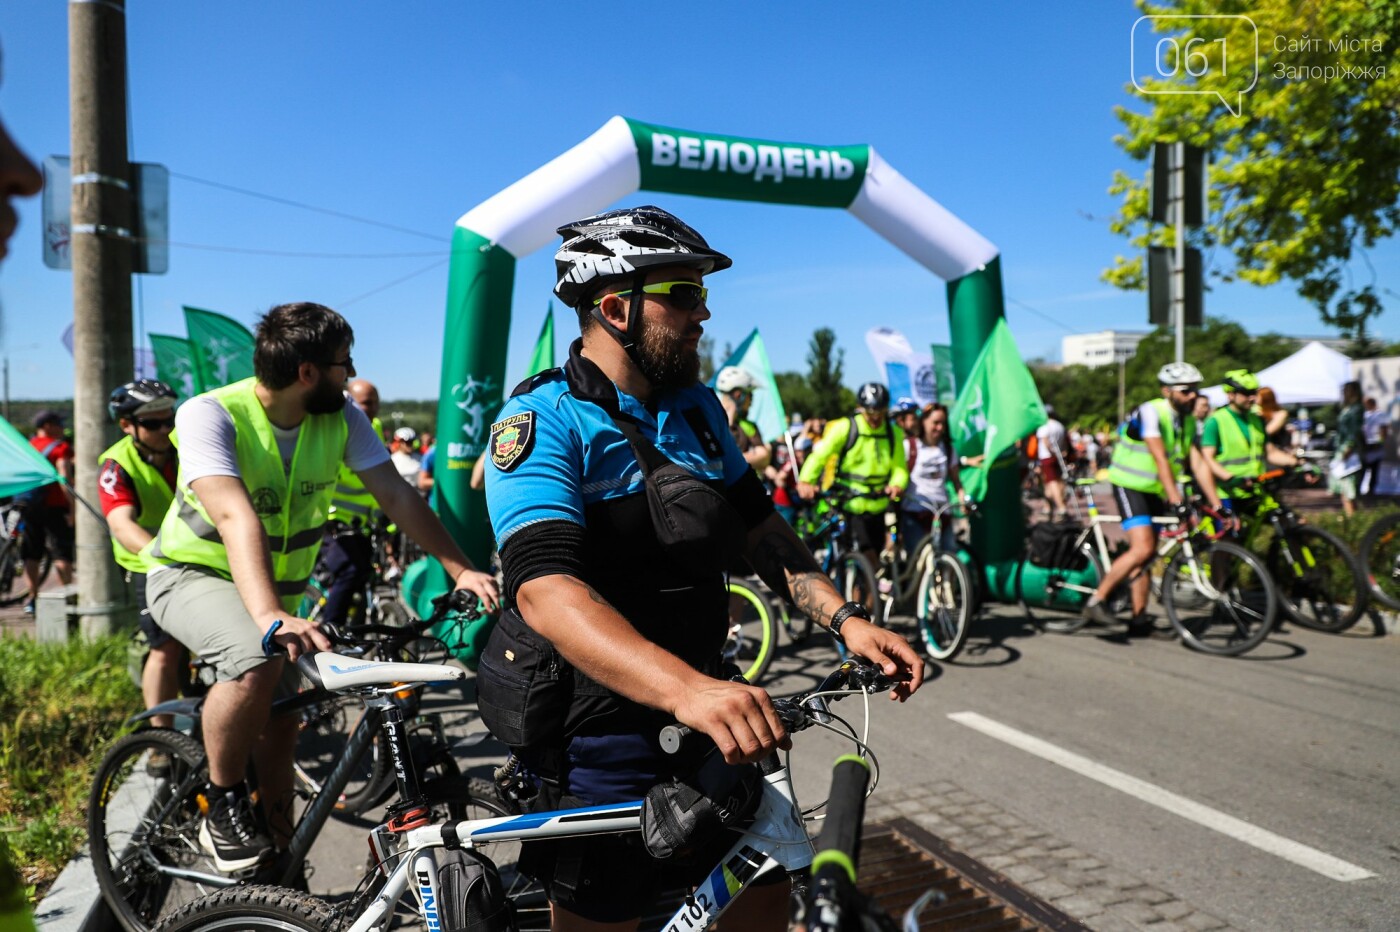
left=1329, top=381, right=1364, bottom=518
left=1362, top=396, right=1390, bottom=497
left=1256, top=387, right=1290, bottom=449
left=1034, top=404, right=1068, bottom=518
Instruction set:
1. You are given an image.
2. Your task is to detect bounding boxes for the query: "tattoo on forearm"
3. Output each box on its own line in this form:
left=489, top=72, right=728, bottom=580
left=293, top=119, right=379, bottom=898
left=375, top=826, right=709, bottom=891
left=583, top=584, right=614, bottom=610
left=790, top=572, right=834, bottom=625
left=748, top=528, right=839, bottom=626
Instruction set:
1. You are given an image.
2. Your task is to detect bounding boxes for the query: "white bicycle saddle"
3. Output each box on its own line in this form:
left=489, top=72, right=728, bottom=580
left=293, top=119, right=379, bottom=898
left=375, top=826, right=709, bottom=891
left=298, top=651, right=466, bottom=691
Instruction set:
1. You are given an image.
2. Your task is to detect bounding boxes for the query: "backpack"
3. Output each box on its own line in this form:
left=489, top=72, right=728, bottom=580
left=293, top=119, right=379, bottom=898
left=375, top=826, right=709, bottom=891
left=433, top=846, right=516, bottom=931
left=1027, top=520, right=1087, bottom=571
left=839, top=415, right=894, bottom=459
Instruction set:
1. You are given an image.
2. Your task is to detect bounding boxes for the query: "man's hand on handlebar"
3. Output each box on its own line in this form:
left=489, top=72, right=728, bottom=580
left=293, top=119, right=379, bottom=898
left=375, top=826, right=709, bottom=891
left=259, top=613, right=332, bottom=661
left=672, top=679, right=792, bottom=766
left=796, top=481, right=820, bottom=502
left=838, top=619, right=923, bottom=701
left=453, top=568, right=500, bottom=613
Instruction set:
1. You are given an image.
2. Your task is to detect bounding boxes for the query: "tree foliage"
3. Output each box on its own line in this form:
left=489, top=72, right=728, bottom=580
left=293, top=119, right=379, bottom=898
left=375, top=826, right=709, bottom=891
left=1105, top=0, right=1400, bottom=344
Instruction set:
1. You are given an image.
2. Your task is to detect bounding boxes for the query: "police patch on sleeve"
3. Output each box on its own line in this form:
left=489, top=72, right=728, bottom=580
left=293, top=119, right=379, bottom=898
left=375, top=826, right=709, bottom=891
left=489, top=412, right=536, bottom=472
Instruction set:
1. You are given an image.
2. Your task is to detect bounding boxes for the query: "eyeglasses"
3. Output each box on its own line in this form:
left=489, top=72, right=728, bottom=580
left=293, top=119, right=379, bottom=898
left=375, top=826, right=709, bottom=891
left=1171, top=385, right=1200, bottom=395
left=593, top=281, right=708, bottom=312
left=325, top=356, right=354, bottom=371
left=135, top=416, right=176, bottom=430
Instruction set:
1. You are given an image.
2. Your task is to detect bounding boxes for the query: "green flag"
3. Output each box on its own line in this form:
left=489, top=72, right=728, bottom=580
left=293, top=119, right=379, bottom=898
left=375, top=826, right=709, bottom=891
left=949, top=319, right=1047, bottom=501
left=930, top=343, right=956, bottom=404
left=184, top=307, right=255, bottom=391
left=149, top=333, right=202, bottom=400
left=526, top=304, right=555, bottom=377
left=711, top=327, right=787, bottom=443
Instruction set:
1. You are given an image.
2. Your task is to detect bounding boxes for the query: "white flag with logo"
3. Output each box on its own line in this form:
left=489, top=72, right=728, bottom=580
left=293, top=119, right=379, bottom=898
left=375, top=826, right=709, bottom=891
left=864, top=328, right=937, bottom=406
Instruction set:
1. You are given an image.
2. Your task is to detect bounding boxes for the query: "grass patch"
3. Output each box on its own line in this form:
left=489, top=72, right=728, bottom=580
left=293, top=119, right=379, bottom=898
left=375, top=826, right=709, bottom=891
left=0, top=635, right=140, bottom=897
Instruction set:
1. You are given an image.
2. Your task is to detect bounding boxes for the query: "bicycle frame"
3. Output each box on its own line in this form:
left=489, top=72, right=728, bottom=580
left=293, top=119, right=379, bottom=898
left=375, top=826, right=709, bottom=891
left=357, top=765, right=813, bottom=932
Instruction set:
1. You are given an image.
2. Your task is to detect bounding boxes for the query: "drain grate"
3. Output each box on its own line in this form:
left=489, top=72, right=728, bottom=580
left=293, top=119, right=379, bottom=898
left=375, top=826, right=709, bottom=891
left=859, top=818, right=1091, bottom=931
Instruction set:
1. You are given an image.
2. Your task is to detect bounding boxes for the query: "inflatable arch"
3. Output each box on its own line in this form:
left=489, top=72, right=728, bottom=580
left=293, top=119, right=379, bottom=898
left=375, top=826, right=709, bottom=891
left=431, top=116, right=1023, bottom=597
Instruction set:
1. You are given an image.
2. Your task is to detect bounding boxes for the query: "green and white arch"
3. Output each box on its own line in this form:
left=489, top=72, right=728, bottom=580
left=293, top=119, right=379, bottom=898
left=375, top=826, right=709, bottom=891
left=432, top=116, right=1019, bottom=593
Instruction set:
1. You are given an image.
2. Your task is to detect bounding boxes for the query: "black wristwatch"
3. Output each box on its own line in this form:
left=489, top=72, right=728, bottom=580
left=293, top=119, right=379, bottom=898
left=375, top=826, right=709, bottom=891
left=828, top=601, right=871, bottom=642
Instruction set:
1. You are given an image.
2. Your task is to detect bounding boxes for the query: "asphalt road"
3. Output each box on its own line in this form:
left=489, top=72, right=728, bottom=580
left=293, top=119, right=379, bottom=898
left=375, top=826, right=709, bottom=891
left=303, top=603, right=1398, bottom=931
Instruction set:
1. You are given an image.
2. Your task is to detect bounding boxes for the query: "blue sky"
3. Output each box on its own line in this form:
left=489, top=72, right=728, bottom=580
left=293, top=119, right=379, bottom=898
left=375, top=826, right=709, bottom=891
left=0, top=1, right=1391, bottom=401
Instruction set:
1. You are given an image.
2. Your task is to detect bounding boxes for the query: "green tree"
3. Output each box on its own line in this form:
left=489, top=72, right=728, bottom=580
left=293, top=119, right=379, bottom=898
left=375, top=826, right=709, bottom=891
left=804, top=328, right=850, bottom=419
left=1105, top=0, right=1400, bottom=343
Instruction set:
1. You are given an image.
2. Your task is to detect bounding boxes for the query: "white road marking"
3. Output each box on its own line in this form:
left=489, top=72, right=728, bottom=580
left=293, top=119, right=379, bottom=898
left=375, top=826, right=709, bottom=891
left=947, top=711, right=1375, bottom=882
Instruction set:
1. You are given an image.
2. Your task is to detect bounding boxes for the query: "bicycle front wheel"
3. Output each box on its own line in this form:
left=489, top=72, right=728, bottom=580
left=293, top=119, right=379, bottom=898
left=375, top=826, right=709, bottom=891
left=147, top=885, right=335, bottom=932
left=916, top=552, right=972, bottom=661
left=1267, top=526, right=1369, bottom=632
left=88, top=728, right=224, bottom=932
left=832, top=551, right=879, bottom=620
left=724, top=578, right=778, bottom=684
left=1163, top=541, right=1277, bottom=656
left=1361, top=511, right=1400, bottom=611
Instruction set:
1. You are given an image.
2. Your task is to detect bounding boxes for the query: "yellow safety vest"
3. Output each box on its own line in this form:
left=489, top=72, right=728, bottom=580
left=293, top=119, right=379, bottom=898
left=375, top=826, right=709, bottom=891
left=145, top=378, right=347, bottom=613
left=1208, top=407, right=1266, bottom=480
left=1108, top=398, right=1192, bottom=497
left=98, top=436, right=176, bottom=574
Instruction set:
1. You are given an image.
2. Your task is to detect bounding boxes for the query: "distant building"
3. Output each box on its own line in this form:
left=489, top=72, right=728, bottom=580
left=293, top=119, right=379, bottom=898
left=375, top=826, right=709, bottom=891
left=1061, top=330, right=1149, bottom=368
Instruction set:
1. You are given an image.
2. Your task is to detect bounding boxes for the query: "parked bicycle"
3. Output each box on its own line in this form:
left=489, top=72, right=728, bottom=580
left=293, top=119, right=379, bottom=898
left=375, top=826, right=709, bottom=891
left=910, top=502, right=979, bottom=663
left=0, top=501, right=51, bottom=606
left=1017, top=480, right=1279, bottom=656
left=89, top=592, right=501, bottom=932
left=151, top=657, right=906, bottom=932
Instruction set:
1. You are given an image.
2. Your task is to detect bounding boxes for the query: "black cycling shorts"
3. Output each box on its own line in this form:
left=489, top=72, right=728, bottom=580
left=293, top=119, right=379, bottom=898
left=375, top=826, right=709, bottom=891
left=20, top=504, right=74, bottom=563
left=1112, top=486, right=1165, bottom=532
left=847, top=512, right=888, bottom=554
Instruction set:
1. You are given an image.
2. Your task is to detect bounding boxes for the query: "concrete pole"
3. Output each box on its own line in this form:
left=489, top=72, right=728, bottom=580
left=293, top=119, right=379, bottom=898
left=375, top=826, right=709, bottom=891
left=1172, top=141, right=1186, bottom=364
left=70, top=0, right=136, bottom=638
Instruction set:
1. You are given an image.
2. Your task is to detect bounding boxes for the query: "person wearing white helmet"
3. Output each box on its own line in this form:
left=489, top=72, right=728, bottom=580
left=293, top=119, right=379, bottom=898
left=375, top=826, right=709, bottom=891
left=479, top=205, right=922, bottom=931
left=714, top=365, right=771, bottom=472
left=1086, top=360, right=1224, bottom=633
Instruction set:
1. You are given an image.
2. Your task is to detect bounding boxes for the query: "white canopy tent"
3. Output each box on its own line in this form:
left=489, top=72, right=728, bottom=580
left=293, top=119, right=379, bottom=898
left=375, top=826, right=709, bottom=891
left=1200, top=341, right=1352, bottom=407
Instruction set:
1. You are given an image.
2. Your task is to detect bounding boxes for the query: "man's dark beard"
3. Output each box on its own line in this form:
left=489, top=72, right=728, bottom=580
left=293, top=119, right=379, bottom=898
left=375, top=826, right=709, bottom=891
left=306, top=374, right=348, bottom=414
left=634, top=313, right=700, bottom=390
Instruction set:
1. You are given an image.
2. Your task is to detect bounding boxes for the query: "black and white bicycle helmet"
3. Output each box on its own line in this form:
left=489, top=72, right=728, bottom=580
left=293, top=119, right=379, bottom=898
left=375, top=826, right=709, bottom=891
left=553, top=206, right=731, bottom=364
left=108, top=379, right=177, bottom=422
left=857, top=382, right=890, bottom=410
left=1156, top=361, right=1203, bottom=386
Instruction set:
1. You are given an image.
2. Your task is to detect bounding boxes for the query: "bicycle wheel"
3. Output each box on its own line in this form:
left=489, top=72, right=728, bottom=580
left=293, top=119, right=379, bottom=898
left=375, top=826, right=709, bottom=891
left=1360, top=511, right=1400, bottom=611
left=1163, top=541, right=1277, bottom=656
left=88, top=728, right=225, bottom=932
left=915, top=552, right=972, bottom=661
left=832, top=551, right=879, bottom=619
left=1266, top=525, right=1369, bottom=633
left=145, top=885, right=335, bottom=932
left=724, top=578, right=778, bottom=684
left=293, top=694, right=392, bottom=817
left=1013, top=547, right=1104, bottom=634
left=0, top=545, right=50, bottom=606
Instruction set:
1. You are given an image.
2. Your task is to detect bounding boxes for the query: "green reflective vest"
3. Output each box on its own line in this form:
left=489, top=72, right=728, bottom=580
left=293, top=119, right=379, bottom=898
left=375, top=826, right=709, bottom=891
left=798, top=414, right=909, bottom=514
left=98, top=436, right=176, bottom=574
left=145, top=378, right=348, bottom=613
left=1108, top=397, right=1193, bottom=497
left=1207, top=407, right=1266, bottom=480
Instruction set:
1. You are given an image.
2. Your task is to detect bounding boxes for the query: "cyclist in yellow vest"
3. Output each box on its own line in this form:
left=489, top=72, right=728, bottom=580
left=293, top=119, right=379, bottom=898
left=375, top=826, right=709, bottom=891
left=98, top=380, right=183, bottom=730
left=1085, top=362, right=1223, bottom=633
left=318, top=378, right=387, bottom=626
left=143, top=303, right=499, bottom=875
left=1197, top=369, right=1300, bottom=525
left=796, top=382, right=909, bottom=571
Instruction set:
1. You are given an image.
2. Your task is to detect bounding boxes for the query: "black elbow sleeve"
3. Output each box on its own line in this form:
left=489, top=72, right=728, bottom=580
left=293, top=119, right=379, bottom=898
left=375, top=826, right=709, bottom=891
left=498, top=520, right=588, bottom=603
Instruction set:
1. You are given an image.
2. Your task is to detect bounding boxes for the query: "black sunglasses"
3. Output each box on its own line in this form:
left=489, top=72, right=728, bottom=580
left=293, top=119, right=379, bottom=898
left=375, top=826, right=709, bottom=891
left=136, top=416, right=176, bottom=430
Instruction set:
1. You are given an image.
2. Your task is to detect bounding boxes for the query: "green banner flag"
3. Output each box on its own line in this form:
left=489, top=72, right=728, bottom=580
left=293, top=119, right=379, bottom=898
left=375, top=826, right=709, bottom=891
left=711, top=327, right=787, bottom=443
left=949, top=319, right=1046, bottom=502
left=930, top=343, right=956, bottom=404
left=526, top=304, right=556, bottom=377
left=183, top=307, right=255, bottom=391
left=150, top=333, right=202, bottom=400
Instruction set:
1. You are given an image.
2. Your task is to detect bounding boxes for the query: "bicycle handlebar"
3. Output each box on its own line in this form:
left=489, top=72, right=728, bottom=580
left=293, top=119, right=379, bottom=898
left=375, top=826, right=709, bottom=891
left=804, top=756, right=874, bottom=932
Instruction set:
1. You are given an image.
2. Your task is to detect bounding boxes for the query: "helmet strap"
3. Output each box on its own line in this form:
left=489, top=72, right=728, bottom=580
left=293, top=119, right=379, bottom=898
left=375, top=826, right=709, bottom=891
left=588, top=273, right=649, bottom=370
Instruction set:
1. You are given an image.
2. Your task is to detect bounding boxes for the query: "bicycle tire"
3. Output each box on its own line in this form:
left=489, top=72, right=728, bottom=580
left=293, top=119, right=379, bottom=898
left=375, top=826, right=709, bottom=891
left=144, top=884, right=335, bottom=932
left=1266, top=525, right=1369, bottom=633
left=1163, top=540, right=1277, bottom=656
left=88, top=728, right=221, bottom=932
left=832, top=551, right=879, bottom=620
left=292, top=694, right=393, bottom=817
left=724, top=578, right=778, bottom=684
left=916, top=552, right=972, bottom=661
left=0, top=547, right=51, bottom=606
left=1360, top=511, right=1400, bottom=611
left=1013, top=546, right=1101, bottom=634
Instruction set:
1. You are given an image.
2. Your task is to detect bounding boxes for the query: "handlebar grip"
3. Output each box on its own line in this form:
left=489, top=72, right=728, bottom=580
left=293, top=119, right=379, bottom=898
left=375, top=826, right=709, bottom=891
left=659, top=724, right=692, bottom=756
left=811, top=755, right=872, bottom=883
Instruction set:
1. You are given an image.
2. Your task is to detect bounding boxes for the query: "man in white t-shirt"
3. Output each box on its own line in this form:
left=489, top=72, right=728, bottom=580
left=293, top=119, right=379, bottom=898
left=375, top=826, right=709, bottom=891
left=144, top=302, right=499, bottom=875
left=1035, top=405, right=1069, bottom=518
left=1362, top=397, right=1390, bottom=496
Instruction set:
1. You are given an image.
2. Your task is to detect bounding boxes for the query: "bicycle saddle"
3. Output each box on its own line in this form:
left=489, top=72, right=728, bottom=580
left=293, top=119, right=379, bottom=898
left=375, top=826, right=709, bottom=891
left=297, top=651, right=467, bottom=691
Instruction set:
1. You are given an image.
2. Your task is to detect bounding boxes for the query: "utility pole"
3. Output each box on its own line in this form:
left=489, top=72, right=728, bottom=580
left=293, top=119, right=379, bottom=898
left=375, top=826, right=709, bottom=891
left=70, top=0, right=136, bottom=638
